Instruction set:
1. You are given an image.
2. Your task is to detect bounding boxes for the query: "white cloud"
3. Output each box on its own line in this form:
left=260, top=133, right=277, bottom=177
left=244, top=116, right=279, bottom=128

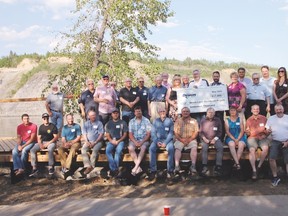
left=156, top=39, right=240, bottom=62
left=207, top=25, right=222, bottom=33
left=0, top=0, right=16, bottom=3
left=156, top=20, right=179, bottom=28
left=0, top=25, right=41, bottom=41
left=254, top=44, right=263, bottom=49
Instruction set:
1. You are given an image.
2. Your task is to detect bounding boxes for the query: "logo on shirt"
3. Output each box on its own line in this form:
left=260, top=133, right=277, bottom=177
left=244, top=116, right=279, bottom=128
left=47, top=129, right=51, bottom=134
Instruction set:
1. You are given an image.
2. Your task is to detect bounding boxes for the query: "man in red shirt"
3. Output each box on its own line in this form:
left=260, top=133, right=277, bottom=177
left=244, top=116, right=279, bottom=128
left=245, top=105, right=269, bottom=179
left=12, top=114, right=37, bottom=176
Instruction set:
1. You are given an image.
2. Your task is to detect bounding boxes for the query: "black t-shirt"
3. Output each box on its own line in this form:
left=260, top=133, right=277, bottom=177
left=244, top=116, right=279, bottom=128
left=135, top=86, right=149, bottom=111
left=78, top=89, right=98, bottom=114
left=119, top=87, right=139, bottom=111
left=38, top=123, right=58, bottom=141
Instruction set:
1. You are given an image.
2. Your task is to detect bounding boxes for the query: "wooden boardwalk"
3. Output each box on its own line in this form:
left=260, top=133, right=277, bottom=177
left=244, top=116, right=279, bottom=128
left=0, top=137, right=16, bottom=163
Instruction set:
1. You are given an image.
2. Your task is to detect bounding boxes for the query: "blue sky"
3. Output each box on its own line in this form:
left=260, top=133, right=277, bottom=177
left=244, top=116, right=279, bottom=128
left=0, top=0, right=288, bottom=67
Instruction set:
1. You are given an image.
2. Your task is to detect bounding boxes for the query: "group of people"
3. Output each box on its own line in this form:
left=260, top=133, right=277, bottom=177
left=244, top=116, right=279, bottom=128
left=12, top=66, right=288, bottom=186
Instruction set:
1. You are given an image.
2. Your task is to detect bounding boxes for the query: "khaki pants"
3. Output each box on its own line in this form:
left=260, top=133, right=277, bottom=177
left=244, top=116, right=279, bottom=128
left=58, top=142, right=81, bottom=169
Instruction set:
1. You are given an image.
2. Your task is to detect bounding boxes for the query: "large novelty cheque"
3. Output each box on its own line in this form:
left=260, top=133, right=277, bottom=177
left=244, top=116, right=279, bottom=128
left=177, top=85, right=229, bottom=113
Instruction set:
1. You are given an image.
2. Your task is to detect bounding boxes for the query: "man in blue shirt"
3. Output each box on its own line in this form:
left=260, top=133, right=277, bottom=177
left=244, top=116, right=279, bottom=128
left=58, top=113, right=82, bottom=179
left=81, top=110, right=104, bottom=175
left=128, top=106, right=152, bottom=175
left=148, top=75, right=167, bottom=123
left=148, top=108, right=174, bottom=180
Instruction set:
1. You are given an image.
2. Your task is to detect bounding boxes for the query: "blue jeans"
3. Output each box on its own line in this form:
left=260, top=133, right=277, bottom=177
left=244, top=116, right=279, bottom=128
left=122, top=111, right=135, bottom=125
left=106, top=141, right=125, bottom=171
left=149, top=140, right=175, bottom=172
left=12, top=142, right=35, bottom=170
left=50, top=111, right=63, bottom=130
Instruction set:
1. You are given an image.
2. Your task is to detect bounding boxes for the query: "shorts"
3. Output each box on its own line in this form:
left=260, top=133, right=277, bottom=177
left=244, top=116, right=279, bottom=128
left=174, top=140, right=197, bottom=151
left=269, top=140, right=288, bottom=164
left=247, top=137, right=269, bottom=150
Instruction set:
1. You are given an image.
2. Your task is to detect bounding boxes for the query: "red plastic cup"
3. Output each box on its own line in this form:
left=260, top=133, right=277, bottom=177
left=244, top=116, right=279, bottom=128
left=163, top=205, right=170, bottom=215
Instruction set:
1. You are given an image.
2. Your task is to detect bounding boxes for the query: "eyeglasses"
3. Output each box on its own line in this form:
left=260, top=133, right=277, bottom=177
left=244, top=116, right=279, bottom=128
left=253, top=78, right=259, bottom=80
left=278, top=70, right=285, bottom=73
left=138, top=81, right=144, bottom=83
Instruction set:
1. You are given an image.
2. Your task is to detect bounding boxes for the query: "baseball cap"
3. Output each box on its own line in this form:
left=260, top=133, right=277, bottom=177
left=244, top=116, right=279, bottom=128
left=42, top=113, right=49, bottom=118
left=111, top=108, right=120, bottom=113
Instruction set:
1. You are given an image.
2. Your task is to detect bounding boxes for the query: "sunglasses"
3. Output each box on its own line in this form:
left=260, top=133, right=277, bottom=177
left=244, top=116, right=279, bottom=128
left=278, top=70, right=285, bottom=73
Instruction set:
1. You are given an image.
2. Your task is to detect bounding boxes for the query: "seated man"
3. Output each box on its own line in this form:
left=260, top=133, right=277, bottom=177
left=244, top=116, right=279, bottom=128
left=128, top=106, right=151, bottom=175
left=200, top=107, right=223, bottom=175
left=105, top=108, right=128, bottom=177
left=245, top=104, right=269, bottom=180
left=58, top=113, right=82, bottom=179
left=12, top=114, right=37, bottom=176
left=81, top=110, right=104, bottom=175
left=174, top=107, right=199, bottom=174
left=266, top=104, right=288, bottom=186
left=149, top=107, right=174, bottom=180
left=30, top=113, right=58, bottom=177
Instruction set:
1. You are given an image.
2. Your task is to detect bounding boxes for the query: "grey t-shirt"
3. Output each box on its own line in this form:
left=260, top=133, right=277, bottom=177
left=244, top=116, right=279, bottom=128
left=46, top=92, right=65, bottom=111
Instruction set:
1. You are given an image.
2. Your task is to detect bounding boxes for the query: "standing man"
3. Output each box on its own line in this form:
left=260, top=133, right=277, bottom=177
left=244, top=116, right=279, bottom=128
left=260, top=65, right=276, bottom=115
left=79, top=79, right=98, bottom=120
left=119, top=78, right=140, bottom=125
left=81, top=110, right=104, bottom=175
left=189, top=69, right=209, bottom=124
left=136, top=77, right=149, bottom=119
left=148, top=107, right=174, bottom=180
left=174, top=107, right=199, bottom=174
left=238, top=67, right=252, bottom=88
left=30, top=113, right=58, bottom=176
left=105, top=108, right=128, bottom=177
left=188, top=69, right=209, bottom=89
left=161, top=72, right=172, bottom=89
left=245, top=73, right=270, bottom=119
left=12, top=114, right=37, bottom=176
left=266, top=104, right=288, bottom=186
left=210, top=71, right=225, bottom=139
left=94, top=75, right=117, bottom=126
left=128, top=106, right=152, bottom=175
left=245, top=105, right=269, bottom=180
left=58, top=113, right=82, bottom=179
left=200, top=107, right=223, bottom=175
left=45, top=84, right=66, bottom=132
left=148, top=75, right=167, bottom=123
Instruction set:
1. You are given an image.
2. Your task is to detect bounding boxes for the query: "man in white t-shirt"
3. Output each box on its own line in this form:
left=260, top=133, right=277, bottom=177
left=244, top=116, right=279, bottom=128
left=266, top=104, right=288, bottom=186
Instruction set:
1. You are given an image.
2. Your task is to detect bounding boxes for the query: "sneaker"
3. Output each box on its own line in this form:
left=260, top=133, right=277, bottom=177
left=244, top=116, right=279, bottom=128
left=252, top=171, right=257, bottom=180
left=214, top=166, right=222, bottom=176
left=29, top=169, right=38, bottom=177
left=167, top=172, right=174, bottom=179
left=147, top=171, right=156, bottom=181
left=201, top=166, right=208, bottom=175
left=62, top=169, right=70, bottom=180
left=174, top=166, right=180, bottom=174
left=271, top=177, right=281, bottom=187
left=110, top=170, right=119, bottom=178
left=189, top=165, right=197, bottom=174
left=48, top=168, right=54, bottom=175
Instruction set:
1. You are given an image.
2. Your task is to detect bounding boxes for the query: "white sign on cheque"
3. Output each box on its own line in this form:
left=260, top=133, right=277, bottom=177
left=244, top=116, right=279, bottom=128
left=177, top=85, right=229, bottom=113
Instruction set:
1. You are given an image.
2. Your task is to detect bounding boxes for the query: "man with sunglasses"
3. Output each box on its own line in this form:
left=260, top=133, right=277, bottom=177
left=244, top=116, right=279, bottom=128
left=245, top=73, right=271, bottom=119
left=94, top=75, right=117, bottom=126
left=29, top=113, right=58, bottom=177
left=136, top=77, right=149, bottom=119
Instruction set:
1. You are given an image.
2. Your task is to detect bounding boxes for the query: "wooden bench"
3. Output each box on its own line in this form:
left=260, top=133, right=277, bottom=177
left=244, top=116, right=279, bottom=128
left=0, top=137, right=263, bottom=164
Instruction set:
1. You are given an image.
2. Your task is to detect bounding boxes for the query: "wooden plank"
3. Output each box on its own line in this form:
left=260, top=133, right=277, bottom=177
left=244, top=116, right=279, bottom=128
left=4, top=138, right=17, bottom=149
left=1, top=139, right=15, bottom=151
left=0, top=139, right=12, bottom=152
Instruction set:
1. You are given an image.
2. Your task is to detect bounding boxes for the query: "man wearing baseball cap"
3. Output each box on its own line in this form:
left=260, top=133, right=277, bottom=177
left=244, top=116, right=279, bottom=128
left=29, top=113, right=58, bottom=177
